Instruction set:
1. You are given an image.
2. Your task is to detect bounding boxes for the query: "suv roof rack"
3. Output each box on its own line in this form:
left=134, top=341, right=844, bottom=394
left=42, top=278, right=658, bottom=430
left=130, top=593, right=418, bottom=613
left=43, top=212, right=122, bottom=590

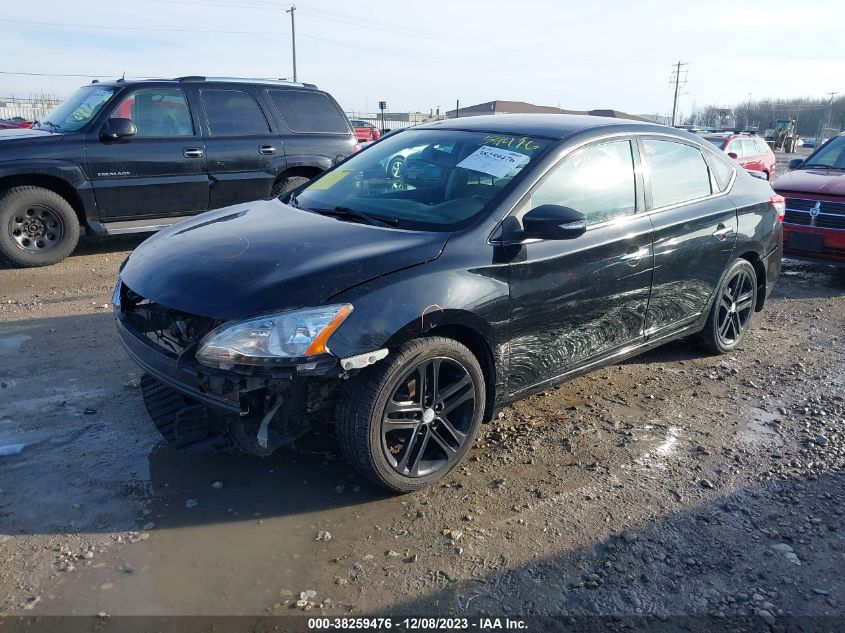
left=174, top=76, right=314, bottom=88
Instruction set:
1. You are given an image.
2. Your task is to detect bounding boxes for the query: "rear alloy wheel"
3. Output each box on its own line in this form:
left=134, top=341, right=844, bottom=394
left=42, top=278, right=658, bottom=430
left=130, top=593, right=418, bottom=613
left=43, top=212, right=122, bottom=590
left=336, top=337, right=485, bottom=492
left=0, top=186, right=80, bottom=267
left=272, top=175, right=311, bottom=199
left=694, top=258, right=758, bottom=354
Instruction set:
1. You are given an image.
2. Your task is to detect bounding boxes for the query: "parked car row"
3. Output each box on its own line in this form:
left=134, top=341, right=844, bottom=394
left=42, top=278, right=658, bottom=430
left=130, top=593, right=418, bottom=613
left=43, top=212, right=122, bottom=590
left=0, top=76, right=359, bottom=266
left=113, top=114, right=784, bottom=491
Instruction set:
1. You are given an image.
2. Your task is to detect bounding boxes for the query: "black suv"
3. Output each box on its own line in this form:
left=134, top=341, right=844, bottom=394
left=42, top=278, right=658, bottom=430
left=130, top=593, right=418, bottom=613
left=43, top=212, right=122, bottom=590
left=0, top=76, right=357, bottom=267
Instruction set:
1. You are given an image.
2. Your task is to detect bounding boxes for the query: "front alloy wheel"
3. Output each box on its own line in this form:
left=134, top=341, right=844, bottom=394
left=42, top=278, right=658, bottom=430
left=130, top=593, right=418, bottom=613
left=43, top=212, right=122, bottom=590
left=382, top=357, right=475, bottom=478
left=336, top=336, right=485, bottom=492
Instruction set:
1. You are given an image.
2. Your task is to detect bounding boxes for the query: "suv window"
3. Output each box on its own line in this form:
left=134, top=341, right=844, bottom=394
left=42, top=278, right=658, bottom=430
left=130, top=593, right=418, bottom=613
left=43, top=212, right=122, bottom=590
left=755, top=139, right=770, bottom=154
left=725, top=140, right=743, bottom=157
left=530, top=140, right=636, bottom=225
left=110, top=88, right=193, bottom=137
left=642, top=139, right=712, bottom=208
left=269, top=90, right=350, bottom=134
left=741, top=139, right=759, bottom=156
left=201, top=89, right=270, bottom=136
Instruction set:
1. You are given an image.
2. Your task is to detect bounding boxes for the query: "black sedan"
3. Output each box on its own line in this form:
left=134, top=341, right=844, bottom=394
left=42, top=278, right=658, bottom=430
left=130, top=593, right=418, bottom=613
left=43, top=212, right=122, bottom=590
left=114, top=114, right=783, bottom=492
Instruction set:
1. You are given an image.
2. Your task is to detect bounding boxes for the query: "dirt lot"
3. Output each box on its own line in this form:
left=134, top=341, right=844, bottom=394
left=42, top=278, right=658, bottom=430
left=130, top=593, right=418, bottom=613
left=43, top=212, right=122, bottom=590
left=1, top=174, right=844, bottom=628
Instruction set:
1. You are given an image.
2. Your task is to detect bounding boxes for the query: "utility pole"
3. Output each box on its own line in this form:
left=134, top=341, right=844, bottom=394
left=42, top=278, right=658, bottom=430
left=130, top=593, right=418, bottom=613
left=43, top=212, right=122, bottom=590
left=286, top=5, right=297, bottom=82
left=669, top=61, right=687, bottom=127
left=823, top=91, right=839, bottom=141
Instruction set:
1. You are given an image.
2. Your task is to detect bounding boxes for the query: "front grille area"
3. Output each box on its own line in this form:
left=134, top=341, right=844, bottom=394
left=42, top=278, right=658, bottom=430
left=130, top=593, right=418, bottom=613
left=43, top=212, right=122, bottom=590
left=784, top=197, right=845, bottom=230
left=119, top=284, right=222, bottom=357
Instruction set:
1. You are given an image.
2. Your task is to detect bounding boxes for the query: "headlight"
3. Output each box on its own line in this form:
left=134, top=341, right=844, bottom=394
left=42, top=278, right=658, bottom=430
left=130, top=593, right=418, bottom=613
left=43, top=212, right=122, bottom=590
left=195, top=304, right=353, bottom=368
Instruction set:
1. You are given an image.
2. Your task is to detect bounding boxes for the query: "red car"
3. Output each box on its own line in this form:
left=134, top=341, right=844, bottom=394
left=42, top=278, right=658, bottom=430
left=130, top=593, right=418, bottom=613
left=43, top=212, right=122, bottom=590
left=701, top=133, right=777, bottom=181
left=349, top=119, right=381, bottom=143
left=773, top=133, right=845, bottom=266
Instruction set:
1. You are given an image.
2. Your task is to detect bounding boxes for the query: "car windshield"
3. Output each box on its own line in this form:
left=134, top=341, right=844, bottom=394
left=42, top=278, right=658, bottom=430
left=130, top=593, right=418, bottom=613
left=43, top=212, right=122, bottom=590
left=36, top=85, right=117, bottom=132
left=803, top=136, right=845, bottom=169
left=295, top=129, right=553, bottom=231
left=706, top=138, right=727, bottom=149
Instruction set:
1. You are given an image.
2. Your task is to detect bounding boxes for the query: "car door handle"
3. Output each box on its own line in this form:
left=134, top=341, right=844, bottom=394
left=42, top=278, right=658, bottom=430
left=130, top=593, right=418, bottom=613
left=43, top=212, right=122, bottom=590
left=183, top=148, right=204, bottom=158
left=712, top=225, right=734, bottom=240
left=620, top=246, right=650, bottom=265
left=258, top=145, right=276, bottom=155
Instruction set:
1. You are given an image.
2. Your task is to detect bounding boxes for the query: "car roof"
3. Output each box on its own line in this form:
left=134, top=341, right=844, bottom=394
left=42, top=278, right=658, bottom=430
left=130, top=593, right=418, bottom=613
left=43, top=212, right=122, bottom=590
left=86, top=76, right=319, bottom=90
left=414, top=113, right=677, bottom=141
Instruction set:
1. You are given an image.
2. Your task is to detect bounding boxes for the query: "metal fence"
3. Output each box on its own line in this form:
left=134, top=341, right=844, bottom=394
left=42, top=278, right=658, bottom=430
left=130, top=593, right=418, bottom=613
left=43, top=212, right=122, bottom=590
left=345, top=112, right=446, bottom=132
left=0, top=95, right=62, bottom=123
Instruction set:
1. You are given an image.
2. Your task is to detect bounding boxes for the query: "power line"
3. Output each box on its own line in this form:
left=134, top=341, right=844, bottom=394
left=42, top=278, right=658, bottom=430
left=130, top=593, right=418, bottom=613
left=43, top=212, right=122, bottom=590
left=1, top=17, right=285, bottom=35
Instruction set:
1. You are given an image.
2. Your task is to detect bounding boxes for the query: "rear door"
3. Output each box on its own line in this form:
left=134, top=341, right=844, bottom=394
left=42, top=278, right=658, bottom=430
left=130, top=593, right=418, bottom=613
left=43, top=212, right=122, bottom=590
left=199, top=87, right=283, bottom=208
left=506, top=137, right=654, bottom=395
left=640, top=137, right=737, bottom=337
left=741, top=138, right=765, bottom=172
left=86, top=86, right=209, bottom=220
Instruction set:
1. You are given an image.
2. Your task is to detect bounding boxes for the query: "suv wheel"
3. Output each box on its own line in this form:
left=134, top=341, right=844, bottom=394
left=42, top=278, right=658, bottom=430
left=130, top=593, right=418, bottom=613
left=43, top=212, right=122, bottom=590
left=694, top=258, right=758, bottom=354
left=0, top=186, right=80, bottom=267
left=272, top=175, right=311, bottom=199
left=336, top=337, right=485, bottom=493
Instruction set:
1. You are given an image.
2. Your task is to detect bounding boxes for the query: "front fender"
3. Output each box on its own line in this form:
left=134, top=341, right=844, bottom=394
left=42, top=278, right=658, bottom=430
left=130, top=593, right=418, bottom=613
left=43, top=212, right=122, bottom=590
left=0, top=159, right=97, bottom=222
left=327, top=259, right=511, bottom=392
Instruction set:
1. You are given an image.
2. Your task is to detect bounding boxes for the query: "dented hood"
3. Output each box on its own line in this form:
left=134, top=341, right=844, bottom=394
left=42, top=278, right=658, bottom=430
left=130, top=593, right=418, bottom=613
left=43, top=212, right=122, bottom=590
left=119, top=199, right=448, bottom=320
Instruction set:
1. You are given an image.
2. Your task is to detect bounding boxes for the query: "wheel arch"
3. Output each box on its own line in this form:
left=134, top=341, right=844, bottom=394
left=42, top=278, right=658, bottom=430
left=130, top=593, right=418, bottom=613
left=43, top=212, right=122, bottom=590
left=0, top=173, right=87, bottom=228
left=382, top=314, right=499, bottom=423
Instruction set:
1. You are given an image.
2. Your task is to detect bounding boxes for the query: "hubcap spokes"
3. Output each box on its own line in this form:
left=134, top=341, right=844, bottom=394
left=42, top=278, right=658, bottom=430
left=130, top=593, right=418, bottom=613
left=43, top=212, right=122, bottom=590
left=382, top=357, right=475, bottom=478
left=9, top=205, right=64, bottom=253
left=717, top=270, right=754, bottom=344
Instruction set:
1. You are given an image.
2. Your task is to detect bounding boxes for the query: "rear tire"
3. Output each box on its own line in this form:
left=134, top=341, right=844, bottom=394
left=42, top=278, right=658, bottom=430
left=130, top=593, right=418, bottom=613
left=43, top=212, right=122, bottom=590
left=272, top=175, right=311, bottom=198
left=335, top=337, right=485, bottom=493
left=693, top=258, right=758, bottom=354
left=0, top=186, right=80, bottom=267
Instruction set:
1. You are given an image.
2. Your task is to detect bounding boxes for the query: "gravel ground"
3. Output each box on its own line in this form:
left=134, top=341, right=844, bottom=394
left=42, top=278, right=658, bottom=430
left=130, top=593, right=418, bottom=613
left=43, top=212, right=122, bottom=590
left=1, top=189, right=843, bottom=628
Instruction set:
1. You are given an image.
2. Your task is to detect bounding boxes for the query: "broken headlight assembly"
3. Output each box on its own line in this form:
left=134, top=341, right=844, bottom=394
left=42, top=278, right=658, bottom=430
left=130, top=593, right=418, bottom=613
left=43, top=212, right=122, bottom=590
left=195, top=304, right=353, bottom=368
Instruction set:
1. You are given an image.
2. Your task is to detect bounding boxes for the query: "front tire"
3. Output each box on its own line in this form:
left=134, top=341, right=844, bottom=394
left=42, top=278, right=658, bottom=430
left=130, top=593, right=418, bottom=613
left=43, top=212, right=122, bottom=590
left=336, top=337, right=485, bottom=493
left=0, top=186, right=80, bottom=267
left=694, top=258, right=758, bottom=354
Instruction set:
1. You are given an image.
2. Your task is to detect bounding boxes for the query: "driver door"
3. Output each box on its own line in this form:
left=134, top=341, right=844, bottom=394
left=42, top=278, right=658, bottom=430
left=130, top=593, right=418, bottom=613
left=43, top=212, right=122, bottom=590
left=86, top=87, right=209, bottom=220
left=505, top=138, right=655, bottom=396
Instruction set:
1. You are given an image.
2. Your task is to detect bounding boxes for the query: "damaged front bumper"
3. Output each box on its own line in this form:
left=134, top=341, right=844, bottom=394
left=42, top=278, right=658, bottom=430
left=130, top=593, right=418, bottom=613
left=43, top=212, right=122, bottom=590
left=113, top=280, right=345, bottom=452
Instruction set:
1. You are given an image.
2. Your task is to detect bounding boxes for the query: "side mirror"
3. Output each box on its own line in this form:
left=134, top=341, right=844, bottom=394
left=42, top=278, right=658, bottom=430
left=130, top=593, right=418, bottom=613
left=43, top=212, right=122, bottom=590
left=100, top=117, right=137, bottom=141
left=788, top=158, right=804, bottom=171
left=496, top=204, right=587, bottom=245
left=727, top=152, right=739, bottom=160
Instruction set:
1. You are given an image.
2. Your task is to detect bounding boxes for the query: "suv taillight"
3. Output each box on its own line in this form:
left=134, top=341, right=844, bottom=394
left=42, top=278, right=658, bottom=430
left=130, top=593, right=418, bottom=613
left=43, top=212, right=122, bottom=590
left=770, top=194, right=785, bottom=222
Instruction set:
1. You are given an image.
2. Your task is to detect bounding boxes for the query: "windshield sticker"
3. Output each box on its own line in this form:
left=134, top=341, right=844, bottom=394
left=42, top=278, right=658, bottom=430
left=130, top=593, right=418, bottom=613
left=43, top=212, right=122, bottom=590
left=481, top=135, right=542, bottom=152
left=457, top=146, right=530, bottom=178
left=308, top=169, right=352, bottom=191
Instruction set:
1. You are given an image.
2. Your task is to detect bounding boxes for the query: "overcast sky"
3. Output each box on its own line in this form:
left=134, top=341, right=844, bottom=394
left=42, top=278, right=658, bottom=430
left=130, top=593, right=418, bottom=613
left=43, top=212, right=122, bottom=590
left=1, top=0, right=843, bottom=117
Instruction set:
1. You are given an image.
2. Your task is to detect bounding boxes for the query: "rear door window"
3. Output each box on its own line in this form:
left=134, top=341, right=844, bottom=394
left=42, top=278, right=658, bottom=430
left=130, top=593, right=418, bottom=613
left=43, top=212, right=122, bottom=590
left=642, top=139, right=712, bottom=208
left=269, top=90, right=350, bottom=134
left=755, top=139, right=770, bottom=154
left=201, top=89, right=270, bottom=136
left=725, top=140, right=743, bottom=157
left=741, top=139, right=759, bottom=156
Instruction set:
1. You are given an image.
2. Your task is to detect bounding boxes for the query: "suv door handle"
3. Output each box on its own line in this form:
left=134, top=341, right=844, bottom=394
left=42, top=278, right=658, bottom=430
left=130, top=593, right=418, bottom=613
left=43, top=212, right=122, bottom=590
left=712, top=224, right=734, bottom=240
left=183, top=148, right=204, bottom=158
left=258, top=145, right=276, bottom=155
left=620, top=246, right=650, bottom=266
